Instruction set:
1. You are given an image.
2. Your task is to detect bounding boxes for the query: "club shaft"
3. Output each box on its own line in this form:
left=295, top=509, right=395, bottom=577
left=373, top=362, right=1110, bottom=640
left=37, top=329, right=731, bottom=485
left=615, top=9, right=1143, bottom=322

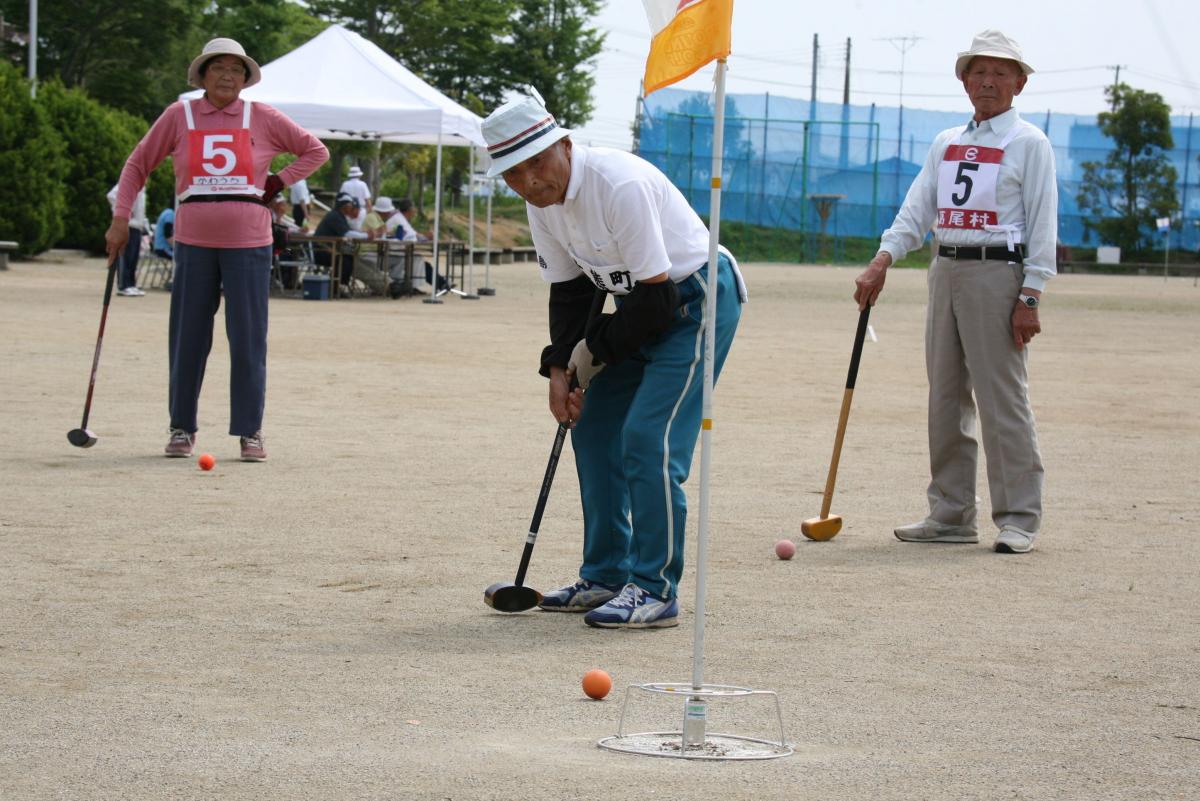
left=80, top=261, right=118, bottom=430
left=506, top=289, right=605, bottom=591
left=818, top=306, right=872, bottom=518
left=513, top=422, right=568, bottom=588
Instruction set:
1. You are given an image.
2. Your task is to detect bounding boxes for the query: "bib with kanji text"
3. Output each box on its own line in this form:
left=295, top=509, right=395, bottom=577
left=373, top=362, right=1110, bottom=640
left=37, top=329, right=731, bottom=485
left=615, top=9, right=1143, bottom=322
left=179, top=99, right=261, bottom=200
left=935, top=124, right=1021, bottom=232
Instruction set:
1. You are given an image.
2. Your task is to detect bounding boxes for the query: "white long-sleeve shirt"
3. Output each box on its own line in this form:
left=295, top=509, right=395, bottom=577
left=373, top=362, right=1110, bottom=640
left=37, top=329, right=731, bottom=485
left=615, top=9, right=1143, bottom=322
left=108, top=184, right=148, bottom=232
left=879, top=107, right=1058, bottom=292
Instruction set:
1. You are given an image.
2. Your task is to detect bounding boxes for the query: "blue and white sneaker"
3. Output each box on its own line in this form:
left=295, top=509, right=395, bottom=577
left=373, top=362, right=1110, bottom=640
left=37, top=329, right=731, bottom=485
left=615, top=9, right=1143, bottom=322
left=538, top=579, right=620, bottom=612
left=584, top=583, right=679, bottom=629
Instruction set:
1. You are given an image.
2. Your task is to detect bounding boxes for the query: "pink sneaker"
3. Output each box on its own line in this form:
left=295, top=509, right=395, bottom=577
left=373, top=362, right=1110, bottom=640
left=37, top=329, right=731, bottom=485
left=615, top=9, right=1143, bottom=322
left=240, top=431, right=267, bottom=462
left=164, top=428, right=195, bottom=458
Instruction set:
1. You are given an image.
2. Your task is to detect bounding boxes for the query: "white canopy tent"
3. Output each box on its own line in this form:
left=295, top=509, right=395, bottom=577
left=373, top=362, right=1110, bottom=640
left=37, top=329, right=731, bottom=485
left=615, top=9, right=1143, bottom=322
left=182, top=24, right=489, bottom=298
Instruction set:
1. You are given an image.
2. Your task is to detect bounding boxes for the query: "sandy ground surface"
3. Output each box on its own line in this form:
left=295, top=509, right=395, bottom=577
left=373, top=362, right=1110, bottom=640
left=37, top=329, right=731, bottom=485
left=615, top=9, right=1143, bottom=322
left=1, top=253, right=1198, bottom=801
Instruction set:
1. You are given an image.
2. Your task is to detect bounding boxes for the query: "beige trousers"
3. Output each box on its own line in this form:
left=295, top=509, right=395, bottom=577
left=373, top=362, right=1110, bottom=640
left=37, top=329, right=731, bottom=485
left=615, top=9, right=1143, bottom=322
left=925, top=256, right=1044, bottom=533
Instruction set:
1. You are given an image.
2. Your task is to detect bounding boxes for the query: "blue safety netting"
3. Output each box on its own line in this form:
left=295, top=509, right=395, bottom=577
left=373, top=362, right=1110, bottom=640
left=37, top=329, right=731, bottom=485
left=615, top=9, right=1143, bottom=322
left=636, top=88, right=1200, bottom=252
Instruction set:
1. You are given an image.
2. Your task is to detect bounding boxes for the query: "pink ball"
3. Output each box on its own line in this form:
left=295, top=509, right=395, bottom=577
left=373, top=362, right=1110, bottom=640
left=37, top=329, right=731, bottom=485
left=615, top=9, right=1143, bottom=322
left=775, top=539, right=796, bottom=560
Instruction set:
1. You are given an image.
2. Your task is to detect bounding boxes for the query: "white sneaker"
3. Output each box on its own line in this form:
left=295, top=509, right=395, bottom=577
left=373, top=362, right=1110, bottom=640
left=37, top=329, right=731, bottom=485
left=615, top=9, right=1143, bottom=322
left=994, top=526, right=1036, bottom=554
left=894, top=519, right=978, bottom=543
left=119, top=287, right=145, bottom=297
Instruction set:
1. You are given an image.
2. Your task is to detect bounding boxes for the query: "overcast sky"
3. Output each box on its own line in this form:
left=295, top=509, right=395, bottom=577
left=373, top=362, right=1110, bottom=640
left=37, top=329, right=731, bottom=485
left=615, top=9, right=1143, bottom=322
left=570, top=0, right=1200, bottom=149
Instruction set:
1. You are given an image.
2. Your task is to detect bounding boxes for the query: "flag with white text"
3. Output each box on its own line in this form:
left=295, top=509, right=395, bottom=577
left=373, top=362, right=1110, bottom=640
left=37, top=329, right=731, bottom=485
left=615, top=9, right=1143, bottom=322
left=641, top=0, right=733, bottom=96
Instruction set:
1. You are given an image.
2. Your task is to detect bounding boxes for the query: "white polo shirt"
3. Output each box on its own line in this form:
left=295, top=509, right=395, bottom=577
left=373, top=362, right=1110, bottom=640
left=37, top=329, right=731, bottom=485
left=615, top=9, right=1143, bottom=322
left=527, top=144, right=711, bottom=296
left=879, top=107, right=1058, bottom=291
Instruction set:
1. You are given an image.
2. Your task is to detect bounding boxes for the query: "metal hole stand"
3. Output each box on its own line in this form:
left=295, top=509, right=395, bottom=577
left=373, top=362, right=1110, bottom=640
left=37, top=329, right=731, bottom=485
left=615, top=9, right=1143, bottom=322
left=597, top=682, right=792, bottom=761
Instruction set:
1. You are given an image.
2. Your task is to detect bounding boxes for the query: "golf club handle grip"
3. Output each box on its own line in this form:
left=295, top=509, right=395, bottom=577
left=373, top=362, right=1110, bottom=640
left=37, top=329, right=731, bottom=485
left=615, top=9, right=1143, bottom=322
left=846, top=306, right=871, bottom=390
left=101, top=257, right=118, bottom=306
left=526, top=423, right=569, bottom=536
left=820, top=387, right=855, bottom=518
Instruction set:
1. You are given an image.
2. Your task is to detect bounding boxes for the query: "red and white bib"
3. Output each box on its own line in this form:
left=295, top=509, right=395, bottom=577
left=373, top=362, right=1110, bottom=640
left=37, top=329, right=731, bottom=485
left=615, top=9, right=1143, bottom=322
left=935, top=124, right=1021, bottom=232
left=179, top=99, right=261, bottom=200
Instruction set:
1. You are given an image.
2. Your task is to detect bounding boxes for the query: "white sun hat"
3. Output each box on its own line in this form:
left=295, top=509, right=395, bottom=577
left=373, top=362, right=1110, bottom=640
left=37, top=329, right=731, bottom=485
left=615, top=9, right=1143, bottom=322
left=374, top=196, right=396, bottom=213
left=954, top=29, right=1034, bottom=80
left=347, top=165, right=364, bottom=178
left=187, top=37, right=262, bottom=89
left=482, top=86, right=571, bottom=178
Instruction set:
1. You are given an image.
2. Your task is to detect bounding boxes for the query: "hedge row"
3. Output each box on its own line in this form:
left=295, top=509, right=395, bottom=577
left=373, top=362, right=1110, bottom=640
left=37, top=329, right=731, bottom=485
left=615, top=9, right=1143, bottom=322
left=0, top=62, right=173, bottom=257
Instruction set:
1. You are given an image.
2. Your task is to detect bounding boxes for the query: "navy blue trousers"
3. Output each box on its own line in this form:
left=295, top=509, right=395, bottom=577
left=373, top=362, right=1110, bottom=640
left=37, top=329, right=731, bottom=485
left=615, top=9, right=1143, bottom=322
left=118, top=229, right=141, bottom=290
left=571, top=255, right=742, bottom=600
left=169, top=243, right=271, bottom=436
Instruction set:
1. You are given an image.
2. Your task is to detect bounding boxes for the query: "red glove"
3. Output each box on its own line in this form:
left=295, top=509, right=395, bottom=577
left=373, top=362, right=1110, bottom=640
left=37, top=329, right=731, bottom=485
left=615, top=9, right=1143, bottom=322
left=263, top=174, right=285, bottom=204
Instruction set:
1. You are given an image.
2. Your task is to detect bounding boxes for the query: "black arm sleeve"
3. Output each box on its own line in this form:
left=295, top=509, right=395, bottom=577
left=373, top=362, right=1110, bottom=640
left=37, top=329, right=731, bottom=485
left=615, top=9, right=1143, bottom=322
left=538, top=275, right=597, bottom=377
left=586, top=278, right=680, bottom=366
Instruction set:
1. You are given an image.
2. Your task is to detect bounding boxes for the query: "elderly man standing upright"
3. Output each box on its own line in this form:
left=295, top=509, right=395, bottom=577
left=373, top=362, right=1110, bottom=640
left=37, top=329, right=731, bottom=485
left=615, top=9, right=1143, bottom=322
left=482, top=88, right=745, bottom=628
left=854, top=30, right=1057, bottom=554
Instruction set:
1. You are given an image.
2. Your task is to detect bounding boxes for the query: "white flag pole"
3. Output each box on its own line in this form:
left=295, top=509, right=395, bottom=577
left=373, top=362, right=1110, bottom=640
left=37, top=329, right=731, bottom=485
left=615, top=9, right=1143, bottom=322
left=683, top=57, right=727, bottom=746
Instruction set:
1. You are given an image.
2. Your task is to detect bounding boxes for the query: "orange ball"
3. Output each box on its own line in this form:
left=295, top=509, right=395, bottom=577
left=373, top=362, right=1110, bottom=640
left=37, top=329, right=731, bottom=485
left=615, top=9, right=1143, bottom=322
left=198, top=453, right=216, bottom=471
left=582, top=668, right=612, bottom=700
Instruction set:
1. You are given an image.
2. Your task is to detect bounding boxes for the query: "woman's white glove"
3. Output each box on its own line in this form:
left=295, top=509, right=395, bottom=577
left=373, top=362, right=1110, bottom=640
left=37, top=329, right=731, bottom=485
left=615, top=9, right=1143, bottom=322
left=567, top=338, right=605, bottom=389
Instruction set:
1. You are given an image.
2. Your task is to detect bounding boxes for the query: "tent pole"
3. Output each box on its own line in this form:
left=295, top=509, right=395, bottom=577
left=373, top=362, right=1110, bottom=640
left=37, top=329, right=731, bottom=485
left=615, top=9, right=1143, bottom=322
left=456, top=147, right=479, bottom=299
left=424, top=132, right=445, bottom=304
left=479, top=176, right=496, bottom=295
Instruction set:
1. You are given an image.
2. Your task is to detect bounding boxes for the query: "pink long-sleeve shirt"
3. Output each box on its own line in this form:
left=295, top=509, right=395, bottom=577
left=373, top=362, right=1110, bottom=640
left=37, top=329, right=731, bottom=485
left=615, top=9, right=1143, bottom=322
left=114, top=96, right=328, bottom=249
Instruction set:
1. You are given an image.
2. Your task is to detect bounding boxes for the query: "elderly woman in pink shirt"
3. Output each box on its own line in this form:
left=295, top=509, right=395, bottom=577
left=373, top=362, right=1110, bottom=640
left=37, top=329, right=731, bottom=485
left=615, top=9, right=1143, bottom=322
left=105, top=38, right=327, bottom=462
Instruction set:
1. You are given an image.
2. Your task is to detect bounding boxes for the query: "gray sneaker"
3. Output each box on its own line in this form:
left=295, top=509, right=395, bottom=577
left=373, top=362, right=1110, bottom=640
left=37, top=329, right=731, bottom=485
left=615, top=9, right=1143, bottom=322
left=894, top=519, right=978, bottom=543
left=164, top=428, right=195, bottom=457
left=240, top=431, right=267, bottom=462
left=538, top=579, right=620, bottom=612
left=994, top=526, right=1035, bottom=554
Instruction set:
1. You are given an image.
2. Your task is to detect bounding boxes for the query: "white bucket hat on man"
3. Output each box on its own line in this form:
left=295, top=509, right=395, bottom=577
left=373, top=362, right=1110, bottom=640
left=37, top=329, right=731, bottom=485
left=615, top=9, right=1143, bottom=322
left=482, top=87, right=571, bottom=177
left=374, top=196, right=396, bottom=214
left=955, top=30, right=1034, bottom=80
left=187, top=37, right=262, bottom=89
left=347, top=165, right=364, bottom=178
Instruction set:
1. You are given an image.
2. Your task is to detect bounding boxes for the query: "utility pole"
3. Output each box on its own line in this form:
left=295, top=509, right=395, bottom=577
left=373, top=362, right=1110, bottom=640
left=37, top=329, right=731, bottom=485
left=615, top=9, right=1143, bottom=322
left=809, top=33, right=819, bottom=123
left=878, top=35, right=921, bottom=207
left=28, top=0, right=38, bottom=98
left=839, top=37, right=851, bottom=169
left=1109, top=65, right=1124, bottom=111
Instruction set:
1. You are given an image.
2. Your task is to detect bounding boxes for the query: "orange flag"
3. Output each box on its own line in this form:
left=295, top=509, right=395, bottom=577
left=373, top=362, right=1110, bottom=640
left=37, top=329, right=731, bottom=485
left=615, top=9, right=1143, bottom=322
left=642, top=0, right=733, bottom=96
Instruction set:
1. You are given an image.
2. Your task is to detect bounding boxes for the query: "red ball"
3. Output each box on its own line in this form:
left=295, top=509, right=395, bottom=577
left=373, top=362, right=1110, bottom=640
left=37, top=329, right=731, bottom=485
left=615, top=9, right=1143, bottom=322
left=775, top=539, right=796, bottom=560
left=582, top=668, right=612, bottom=700
left=198, top=453, right=216, bottom=471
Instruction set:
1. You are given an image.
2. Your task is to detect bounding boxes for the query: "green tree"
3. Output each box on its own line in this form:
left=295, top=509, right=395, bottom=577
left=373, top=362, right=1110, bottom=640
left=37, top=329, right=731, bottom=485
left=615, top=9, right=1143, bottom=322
left=35, top=82, right=150, bottom=252
left=308, top=0, right=516, bottom=109
left=1077, top=83, right=1179, bottom=253
left=197, top=0, right=329, bottom=69
left=503, top=0, right=605, bottom=127
left=0, top=62, right=67, bottom=256
left=308, top=0, right=605, bottom=123
left=0, top=0, right=203, bottom=121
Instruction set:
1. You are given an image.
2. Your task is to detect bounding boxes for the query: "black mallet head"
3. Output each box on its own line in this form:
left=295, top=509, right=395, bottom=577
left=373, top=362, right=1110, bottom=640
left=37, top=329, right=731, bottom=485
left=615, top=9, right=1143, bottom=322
left=483, top=582, right=542, bottom=613
left=67, top=428, right=98, bottom=448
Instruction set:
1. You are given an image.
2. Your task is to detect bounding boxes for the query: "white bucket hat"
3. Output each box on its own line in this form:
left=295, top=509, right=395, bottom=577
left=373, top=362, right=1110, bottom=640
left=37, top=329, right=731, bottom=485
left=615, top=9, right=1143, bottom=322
left=955, top=30, right=1034, bottom=80
left=374, top=196, right=396, bottom=213
left=187, top=37, right=262, bottom=89
left=347, top=165, right=364, bottom=178
left=482, top=87, right=571, bottom=178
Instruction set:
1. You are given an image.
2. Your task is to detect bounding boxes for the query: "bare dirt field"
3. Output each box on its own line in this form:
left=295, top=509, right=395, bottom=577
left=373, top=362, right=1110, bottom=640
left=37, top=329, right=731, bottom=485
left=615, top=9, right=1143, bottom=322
left=1, top=253, right=1197, bottom=800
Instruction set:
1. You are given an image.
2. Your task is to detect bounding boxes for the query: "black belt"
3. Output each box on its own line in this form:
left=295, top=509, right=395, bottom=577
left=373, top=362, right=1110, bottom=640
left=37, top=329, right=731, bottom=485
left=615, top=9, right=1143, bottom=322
left=180, top=195, right=267, bottom=206
left=937, top=244, right=1024, bottom=263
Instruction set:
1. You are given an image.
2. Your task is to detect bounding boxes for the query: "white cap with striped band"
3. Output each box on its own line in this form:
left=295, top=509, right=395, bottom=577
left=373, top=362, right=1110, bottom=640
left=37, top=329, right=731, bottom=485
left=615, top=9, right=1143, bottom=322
left=482, top=86, right=571, bottom=178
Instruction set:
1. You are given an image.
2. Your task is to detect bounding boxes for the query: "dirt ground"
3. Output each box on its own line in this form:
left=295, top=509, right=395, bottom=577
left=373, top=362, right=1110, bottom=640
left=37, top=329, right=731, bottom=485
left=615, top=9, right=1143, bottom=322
left=1, top=253, right=1197, bottom=801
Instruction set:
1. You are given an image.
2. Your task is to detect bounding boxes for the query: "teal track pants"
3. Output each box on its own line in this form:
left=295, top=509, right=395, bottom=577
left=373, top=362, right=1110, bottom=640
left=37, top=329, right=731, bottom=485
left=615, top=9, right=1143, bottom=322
left=571, top=255, right=742, bottom=600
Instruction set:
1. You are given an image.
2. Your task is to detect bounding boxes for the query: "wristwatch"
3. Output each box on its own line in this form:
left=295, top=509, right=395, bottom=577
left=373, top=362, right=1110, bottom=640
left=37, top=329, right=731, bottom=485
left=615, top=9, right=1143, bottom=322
left=1018, top=293, right=1039, bottom=309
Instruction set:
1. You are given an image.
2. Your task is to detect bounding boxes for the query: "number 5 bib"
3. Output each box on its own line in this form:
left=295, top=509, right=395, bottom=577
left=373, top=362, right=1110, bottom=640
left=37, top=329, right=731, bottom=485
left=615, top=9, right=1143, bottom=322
left=179, top=99, right=261, bottom=200
left=935, top=125, right=1021, bottom=232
